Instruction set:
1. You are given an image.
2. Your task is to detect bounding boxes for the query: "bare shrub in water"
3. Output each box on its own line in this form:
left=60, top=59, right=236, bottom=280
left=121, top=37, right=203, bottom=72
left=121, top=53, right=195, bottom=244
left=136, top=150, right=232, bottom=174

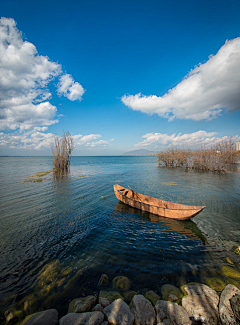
left=51, top=131, right=74, bottom=173
left=158, top=138, right=238, bottom=173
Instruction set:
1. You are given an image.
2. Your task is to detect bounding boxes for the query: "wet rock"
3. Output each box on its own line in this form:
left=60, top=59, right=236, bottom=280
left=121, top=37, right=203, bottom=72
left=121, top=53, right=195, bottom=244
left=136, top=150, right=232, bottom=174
left=98, top=274, right=108, bottom=286
left=99, top=290, right=123, bottom=303
left=145, top=290, right=160, bottom=306
left=205, top=277, right=226, bottom=292
left=68, top=295, right=97, bottom=313
left=224, top=257, right=235, bottom=265
left=155, top=300, right=190, bottom=325
left=21, top=309, right=58, bottom=325
left=161, top=284, right=183, bottom=304
left=92, top=304, right=103, bottom=312
left=5, top=308, right=23, bottom=323
left=181, top=283, right=219, bottom=324
left=222, top=265, right=240, bottom=280
left=103, top=298, right=134, bottom=325
left=112, top=276, right=130, bottom=291
left=131, top=294, right=155, bottom=325
left=219, top=284, right=240, bottom=325
left=124, top=291, right=138, bottom=304
left=59, top=312, right=104, bottom=325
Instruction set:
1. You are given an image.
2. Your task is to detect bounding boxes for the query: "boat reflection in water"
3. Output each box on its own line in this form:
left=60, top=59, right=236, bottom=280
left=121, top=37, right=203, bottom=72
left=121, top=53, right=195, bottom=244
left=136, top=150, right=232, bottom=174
left=115, top=201, right=206, bottom=243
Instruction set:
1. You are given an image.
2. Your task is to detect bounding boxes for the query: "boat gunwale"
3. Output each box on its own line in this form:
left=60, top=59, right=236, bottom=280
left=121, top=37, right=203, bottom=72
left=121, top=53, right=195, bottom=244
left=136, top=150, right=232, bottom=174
left=114, top=186, right=206, bottom=212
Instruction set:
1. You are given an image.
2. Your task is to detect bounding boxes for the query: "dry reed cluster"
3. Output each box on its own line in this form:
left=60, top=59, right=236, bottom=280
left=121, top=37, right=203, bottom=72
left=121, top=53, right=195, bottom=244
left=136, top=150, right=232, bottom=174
left=158, top=138, right=239, bottom=173
left=51, top=131, right=74, bottom=173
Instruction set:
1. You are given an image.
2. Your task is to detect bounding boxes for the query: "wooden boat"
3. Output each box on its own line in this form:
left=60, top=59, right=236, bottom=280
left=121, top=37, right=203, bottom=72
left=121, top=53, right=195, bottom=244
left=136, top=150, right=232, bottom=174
left=113, top=184, right=206, bottom=221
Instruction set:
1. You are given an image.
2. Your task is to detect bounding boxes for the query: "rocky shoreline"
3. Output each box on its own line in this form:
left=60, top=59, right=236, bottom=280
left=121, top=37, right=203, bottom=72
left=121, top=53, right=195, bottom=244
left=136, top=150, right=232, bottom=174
left=3, top=247, right=240, bottom=325
left=4, top=277, right=240, bottom=325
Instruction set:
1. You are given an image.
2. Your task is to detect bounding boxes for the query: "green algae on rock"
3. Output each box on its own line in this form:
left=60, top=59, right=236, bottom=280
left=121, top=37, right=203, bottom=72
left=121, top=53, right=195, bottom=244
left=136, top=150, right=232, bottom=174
left=225, top=278, right=240, bottom=290
left=224, top=257, right=235, bottom=265
left=4, top=308, right=23, bottom=323
left=112, top=276, right=130, bottom=291
left=161, top=284, right=183, bottom=304
left=124, top=291, right=138, bottom=304
left=145, top=290, right=160, bottom=306
left=206, top=277, right=226, bottom=292
left=68, top=295, right=97, bottom=313
left=99, top=290, right=123, bottom=303
left=30, top=171, right=53, bottom=177
left=222, top=265, right=240, bottom=280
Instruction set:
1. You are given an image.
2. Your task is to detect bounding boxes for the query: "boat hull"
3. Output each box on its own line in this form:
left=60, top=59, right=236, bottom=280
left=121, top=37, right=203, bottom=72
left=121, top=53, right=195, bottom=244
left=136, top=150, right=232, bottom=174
left=113, top=184, right=205, bottom=221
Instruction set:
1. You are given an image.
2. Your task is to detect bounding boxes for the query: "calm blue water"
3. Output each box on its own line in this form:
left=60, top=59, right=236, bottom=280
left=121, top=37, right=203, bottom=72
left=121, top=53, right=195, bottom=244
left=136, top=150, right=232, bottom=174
left=0, top=156, right=240, bottom=321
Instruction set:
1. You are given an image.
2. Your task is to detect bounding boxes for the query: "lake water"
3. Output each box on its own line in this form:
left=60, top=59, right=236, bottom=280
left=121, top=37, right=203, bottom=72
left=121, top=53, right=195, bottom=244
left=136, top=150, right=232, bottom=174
left=0, top=156, right=240, bottom=321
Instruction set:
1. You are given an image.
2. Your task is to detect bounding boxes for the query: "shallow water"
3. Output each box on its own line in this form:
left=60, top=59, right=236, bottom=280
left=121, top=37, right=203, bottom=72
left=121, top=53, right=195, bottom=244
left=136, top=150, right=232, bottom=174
left=0, top=156, right=240, bottom=321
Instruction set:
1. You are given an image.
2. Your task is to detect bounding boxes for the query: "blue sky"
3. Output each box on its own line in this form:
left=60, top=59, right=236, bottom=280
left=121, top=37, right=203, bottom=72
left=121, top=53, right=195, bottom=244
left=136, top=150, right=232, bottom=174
left=1, top=0, right=240, bottom=155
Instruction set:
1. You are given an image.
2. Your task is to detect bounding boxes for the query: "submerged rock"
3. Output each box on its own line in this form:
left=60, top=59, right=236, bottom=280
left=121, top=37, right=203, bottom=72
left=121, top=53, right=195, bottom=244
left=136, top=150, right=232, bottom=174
left=155, top=300, right=190, bottom=325
left=145, top=290, right=160, bottom=306
left=224, top=257, right=235, bottom=265
left=103, top=298, right=134, bottom=325
left=124, top=291, right=138, bottom=304
left=20, top=309, right=58, bottom=325
left=5, top=308, right=23, bottom=323
left=222, top=265, right=240, bottom=280
left=112, top=276, right=130, bottom=291
left=60, top=266, right=72, bottom=277
left=59, top=311, right=104, bottom=325
left=225, top=278, right=240, bottom=290
left=36, top=260, right=61, bottom=288
left=68, top=295, right=97, bottom=313
left=206, top=277, right=226, bottom=292
left=219, top=284, right=240, bottom=325
left=98, top=274, right=108, bottom=286
left=161, top=284, right=183, bottom=304
left=131, top=294, right=155, bottom=325
left=181, top=283, right=219, bottom=325
left=99, top=290, right=123, bottom=303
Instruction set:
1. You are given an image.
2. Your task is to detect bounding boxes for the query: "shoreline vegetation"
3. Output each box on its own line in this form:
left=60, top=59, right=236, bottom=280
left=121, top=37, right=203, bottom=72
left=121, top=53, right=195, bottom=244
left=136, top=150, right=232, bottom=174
left=157, top=138, right=240, bottom=173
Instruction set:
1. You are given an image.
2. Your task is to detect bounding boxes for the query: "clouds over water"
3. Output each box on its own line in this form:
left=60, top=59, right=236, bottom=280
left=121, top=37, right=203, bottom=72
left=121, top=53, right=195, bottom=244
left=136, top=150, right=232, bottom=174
left=133, top=131, right=240, bottom=151
left=122, top=38, right=240, bottom=121
left=0, top=17, right=84, bottom=132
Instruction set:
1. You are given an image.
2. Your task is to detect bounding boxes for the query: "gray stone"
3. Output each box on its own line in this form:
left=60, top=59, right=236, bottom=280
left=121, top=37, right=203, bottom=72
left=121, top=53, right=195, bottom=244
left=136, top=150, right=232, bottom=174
left=100, top=322, right=108, bottom=325
left=59, top=312, right=104, bottom=325
left=99, top=297, right=110, bottom=308
left=181, top=284, right=219, bottom=325
left=131, top=294, right=155, bottom=325
left=103, top=298, right=134, bottom=325
left=21, top=309, right=58, bottom=325
left=92, top=304, right=103, bottom=312
left=155, top=300, right=190, bottom=325
left=68, top=295, right=97, bottom=313
left=219, top=284, right=240, bottom=325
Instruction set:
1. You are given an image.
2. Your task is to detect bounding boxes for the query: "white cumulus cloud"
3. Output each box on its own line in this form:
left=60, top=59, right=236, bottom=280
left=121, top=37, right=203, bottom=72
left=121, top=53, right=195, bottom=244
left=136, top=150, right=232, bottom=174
left=0, top=17, right=84, bottom=132
left=122, top=38, right=240, bottom=121
left=133, top=131, right=240, bottom=150
left=0, top=131, right=111, bottom=151
left=57, top=74, right=85, bottom=101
